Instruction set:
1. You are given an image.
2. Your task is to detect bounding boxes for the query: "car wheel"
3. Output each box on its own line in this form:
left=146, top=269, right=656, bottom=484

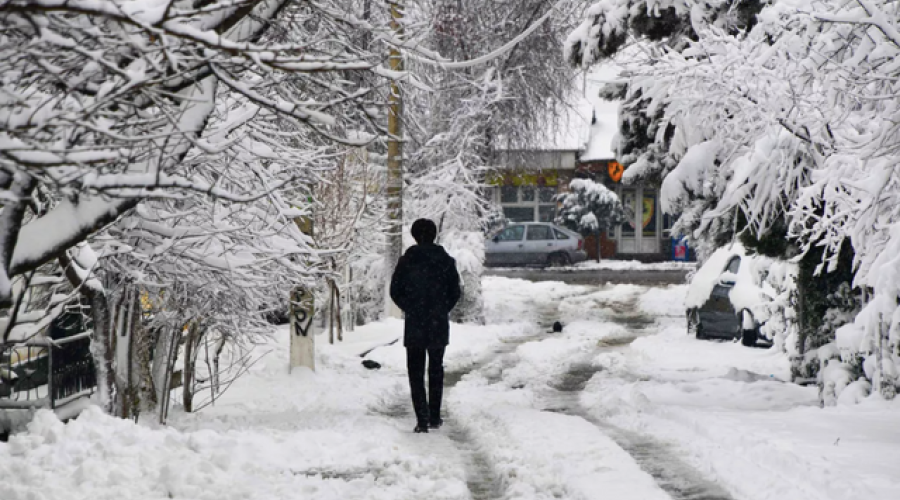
left=687, top=309, right=704, bottom=339
left=547, top=252, right=570, bottom=267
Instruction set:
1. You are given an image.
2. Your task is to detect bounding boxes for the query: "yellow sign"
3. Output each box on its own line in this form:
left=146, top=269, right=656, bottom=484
left=487, top=170, right=559, bottom=187
left=608, top=161, right=624, bottom=183
left=642, top=196, right=654, bottom=229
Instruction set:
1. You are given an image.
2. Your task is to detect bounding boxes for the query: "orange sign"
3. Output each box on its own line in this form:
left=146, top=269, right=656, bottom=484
left=608, top=161, right=624, bottom=182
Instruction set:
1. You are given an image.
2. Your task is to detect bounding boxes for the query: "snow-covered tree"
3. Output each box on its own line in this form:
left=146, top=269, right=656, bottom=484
left=555, top=178, right=625, bottom=240
left=398, top=0, right=589, bottom=323
left=0, top=0, right=429, bottom=416
left=568, top=0, right=900, bottom=398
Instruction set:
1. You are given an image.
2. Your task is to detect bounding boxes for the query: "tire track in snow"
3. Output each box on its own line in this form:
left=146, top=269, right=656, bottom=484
left=440, top=284, right=617, bottom=499
left=542, top=363, right=735, bottom=500
left=443, top=333, right=549, bottom=500
left=501, top=281, right=735, bottom=500
left=440, top=284, right=644, bottom=500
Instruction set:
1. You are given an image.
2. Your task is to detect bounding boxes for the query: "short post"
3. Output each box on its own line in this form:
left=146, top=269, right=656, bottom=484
left=289, top=287, right=315, bottom=372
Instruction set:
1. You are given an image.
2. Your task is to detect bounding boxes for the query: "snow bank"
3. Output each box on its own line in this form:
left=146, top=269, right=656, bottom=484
left=640, top=284, right=690, bottom=317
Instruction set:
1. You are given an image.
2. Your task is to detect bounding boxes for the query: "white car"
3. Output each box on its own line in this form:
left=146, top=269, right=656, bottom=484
left=484, top=223, right=587, bottom=267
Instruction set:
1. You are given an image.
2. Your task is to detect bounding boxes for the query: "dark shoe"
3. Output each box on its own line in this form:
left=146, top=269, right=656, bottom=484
left=429, top=418, right=443, bottom=429
left=414, top=424, right=429, bottom=433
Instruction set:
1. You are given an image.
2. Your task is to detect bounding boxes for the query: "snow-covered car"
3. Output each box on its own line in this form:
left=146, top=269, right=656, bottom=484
left=685, top=244, right=792, bottom=347
left=484, top=223, right=587, bottom=267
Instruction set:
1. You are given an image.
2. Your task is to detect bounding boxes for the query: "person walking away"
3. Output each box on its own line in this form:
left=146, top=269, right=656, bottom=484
left=390, top=219, right=461, bottom=433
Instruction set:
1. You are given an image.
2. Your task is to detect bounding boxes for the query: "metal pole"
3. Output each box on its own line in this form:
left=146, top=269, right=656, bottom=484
left=386, top=0, right=404, bottom=318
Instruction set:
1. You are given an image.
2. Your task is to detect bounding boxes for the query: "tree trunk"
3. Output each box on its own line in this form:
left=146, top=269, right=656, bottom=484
left=183, top=322, right=202, bottom=413
left=328, top=280, right=335, bottom=345
left=58, top=252, right=116, bottom=414
left=385, top=0, right=405, bottom=318
left=158, top=328, right=180, bottom=424
left=335, top=283, right=343, bottom=342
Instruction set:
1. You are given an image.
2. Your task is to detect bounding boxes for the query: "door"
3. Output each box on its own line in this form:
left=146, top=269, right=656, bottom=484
left=524, top=224, right=555, bottom=264
left=486, top=225, right=526, bottom=265
left=616, top=187, right=660, bottom=254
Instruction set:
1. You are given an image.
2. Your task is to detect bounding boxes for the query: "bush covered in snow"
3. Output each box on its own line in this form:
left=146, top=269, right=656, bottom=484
left=442, top=231, right=486, bottom=324
left=555, top=178, right=625, bottom=237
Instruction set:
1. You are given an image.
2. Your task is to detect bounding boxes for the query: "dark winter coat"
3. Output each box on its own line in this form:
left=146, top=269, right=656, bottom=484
left=390, top=244, right=461, bottom=348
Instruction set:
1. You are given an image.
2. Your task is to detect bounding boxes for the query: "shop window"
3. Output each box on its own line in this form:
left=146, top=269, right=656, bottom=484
left=538, top=205, right=556, bottom=222
left=503, top=206, right=533, bottom=222
left=621, top=189, right=636, bottom=237
left=539, top=187, right=556, bottom=203
left=501, top=186, right=518, bottom=203
left=521, top=187, right=535, bottom=202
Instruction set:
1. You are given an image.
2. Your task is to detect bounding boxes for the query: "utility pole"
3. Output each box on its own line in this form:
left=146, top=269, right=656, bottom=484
left=385, top=0, right=404, bottom=318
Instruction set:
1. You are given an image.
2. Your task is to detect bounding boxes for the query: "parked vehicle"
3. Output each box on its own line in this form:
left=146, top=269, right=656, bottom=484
left=685, top=244, right=776, bottom=347
left=485, top=222, right=587, bottom=267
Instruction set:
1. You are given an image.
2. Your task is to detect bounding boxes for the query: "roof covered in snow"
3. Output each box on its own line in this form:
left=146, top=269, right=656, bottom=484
left=512, top=65, right=623, bottom=157
left=493, top=65, right=621, bottom=156
left=581, top=64, right=622, bottom=162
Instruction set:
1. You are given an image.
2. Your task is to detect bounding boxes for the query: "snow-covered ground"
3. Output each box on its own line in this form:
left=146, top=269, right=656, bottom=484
left=1, top=277, right=897, bottom=500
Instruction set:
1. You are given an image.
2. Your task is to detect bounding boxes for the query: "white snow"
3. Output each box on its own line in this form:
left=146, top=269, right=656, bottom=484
left=2, top=276, right=898, bottom=500
left=582, top=64, right=622, bottom=161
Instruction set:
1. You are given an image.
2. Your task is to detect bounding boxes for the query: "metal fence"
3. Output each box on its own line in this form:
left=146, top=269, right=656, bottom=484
left=0, top=332, right=96, bottom=410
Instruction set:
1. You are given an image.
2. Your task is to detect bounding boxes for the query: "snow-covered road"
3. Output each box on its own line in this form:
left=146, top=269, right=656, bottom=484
left=2, top=276, right=898, bottom=500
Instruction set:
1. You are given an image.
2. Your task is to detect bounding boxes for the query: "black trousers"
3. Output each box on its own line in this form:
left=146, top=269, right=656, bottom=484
left=406, top=346, right=445, bottom=426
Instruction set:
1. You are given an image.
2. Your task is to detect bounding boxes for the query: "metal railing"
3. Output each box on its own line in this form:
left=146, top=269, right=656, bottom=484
left=0, top=331, right=96, bottom=410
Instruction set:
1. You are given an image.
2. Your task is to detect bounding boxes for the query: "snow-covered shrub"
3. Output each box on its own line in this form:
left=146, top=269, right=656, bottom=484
left=758, top=261, right=798, bottom=353
left=837, top=379, right=872, bottom=406
left=819, top=357, right=855, bottom=407
left=555, top=178, right=625, bottom=238
left=442, top=230, right=485, bottom=324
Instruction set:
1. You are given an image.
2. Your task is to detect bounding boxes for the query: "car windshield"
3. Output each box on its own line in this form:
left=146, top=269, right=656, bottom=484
left=725, top=256, right=741, bottom=274
left=553, top=229, right=570, bottom=240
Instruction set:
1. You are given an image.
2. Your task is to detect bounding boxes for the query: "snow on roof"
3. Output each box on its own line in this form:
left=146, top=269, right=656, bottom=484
left=503, top=92, right=593, bottom=152
left=492, top=65, right=621, bottom=156
left=582, top=64, right=622, bottom=162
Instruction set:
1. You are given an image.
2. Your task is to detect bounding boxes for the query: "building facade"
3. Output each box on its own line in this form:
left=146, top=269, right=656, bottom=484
left=489, top=66, right=689, bottom=262
left=490, top=158, right=676, bottom=262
